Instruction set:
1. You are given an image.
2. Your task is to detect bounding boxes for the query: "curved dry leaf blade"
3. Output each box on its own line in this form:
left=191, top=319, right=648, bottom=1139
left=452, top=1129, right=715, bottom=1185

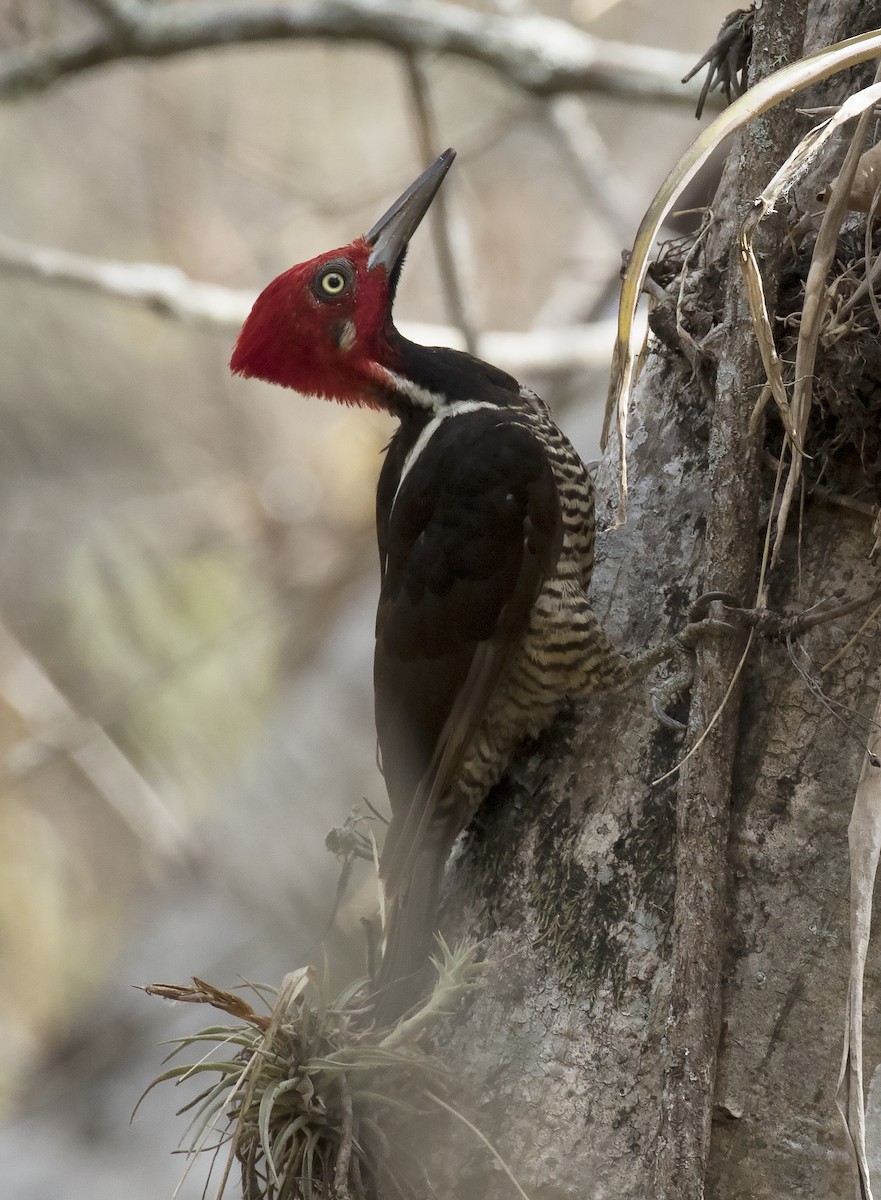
left=739, top=79, right=881, bottom=453
left=772, top=72, right=881, bottom=567
left=737, top=231, right=799, bottom=443
left=605, top=28, right=881, bottom=520
left=821, top=132, right=881, bottom=213
left=752, top=80, right=881, bottom=221
left=836, top=692, right=881, bottom=1200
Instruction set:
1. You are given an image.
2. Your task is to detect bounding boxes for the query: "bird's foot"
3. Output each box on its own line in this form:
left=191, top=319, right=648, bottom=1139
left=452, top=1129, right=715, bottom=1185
left=633, top=593, right=740, bottom=733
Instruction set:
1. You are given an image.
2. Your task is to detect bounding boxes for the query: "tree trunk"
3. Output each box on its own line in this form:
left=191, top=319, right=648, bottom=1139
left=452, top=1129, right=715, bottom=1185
left=410, top=2, right=881, bottom=1196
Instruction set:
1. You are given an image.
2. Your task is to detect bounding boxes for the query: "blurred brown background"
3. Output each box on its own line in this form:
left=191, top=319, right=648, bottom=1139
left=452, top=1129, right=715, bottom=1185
left=0, top=1, right=733, bottom=1195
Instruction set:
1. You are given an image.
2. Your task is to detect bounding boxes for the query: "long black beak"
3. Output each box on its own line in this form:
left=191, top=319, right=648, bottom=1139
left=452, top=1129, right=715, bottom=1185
left=365, top=148, right=456, bottom=274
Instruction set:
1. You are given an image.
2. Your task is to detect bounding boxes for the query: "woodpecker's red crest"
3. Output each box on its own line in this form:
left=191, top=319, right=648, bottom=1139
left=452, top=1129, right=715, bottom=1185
left=230, top=150, right=456, bottom=409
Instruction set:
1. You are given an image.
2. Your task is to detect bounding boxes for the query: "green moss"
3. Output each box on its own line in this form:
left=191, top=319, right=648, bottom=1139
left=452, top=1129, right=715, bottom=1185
left=531, top=800, right=627, bottom=1002
left=465, top=776, right=532, bottom=898
left=530, top=783, right=675, bottom=1002
left=624, top=783, right=676, bottom=956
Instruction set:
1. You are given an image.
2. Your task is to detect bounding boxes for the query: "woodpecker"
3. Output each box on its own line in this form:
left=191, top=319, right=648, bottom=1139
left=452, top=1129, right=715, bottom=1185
left=231, top=150, right=711, bottom=1021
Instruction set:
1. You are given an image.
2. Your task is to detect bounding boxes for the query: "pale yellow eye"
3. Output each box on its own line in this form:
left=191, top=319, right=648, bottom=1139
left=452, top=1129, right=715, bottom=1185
left=312, top=259, right=354, bottom=303
left=320, top=270, right=347, bottom=296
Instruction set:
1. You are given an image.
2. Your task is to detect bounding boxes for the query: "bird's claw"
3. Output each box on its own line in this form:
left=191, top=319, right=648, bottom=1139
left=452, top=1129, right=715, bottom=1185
left=649, top=612, right=737, bottom=732
left=687, top=590, right=740, bottom=622
left=651, top=692, right=687, bottom=733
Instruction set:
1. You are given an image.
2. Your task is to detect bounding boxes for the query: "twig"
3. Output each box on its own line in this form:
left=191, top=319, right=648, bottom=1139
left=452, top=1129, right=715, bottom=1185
left=793, top=590, right=881, bottom=633
left=542, top=94, right=641, bottom=241
left=652, top=436, right=783, bottom=792
left=786, top=638, right=881, bottom=768
left=0, top=0, right=705, bottom=106
left=822, top=601, right=881, bottom=673
left=333, top=1084, right=355, bottom=1195
left=723, top=587, right=881, bottom=639
left=0, top=232, right=254, bottom=325
left=674, top=209, right=716, bottom=370
left=334, top=1081, right=355, bottom=1196
left=81, top=0, right=141, bottom=30
left=402, top=53, right=478, bottom=354
left=0, top=232, right=616, bottom=373
left=820, top=492, right=877, bottom=519
left=0, top=617, right=188, bottom=866
left=771, top=69, right=881, bottom=569
left=651, top=630, right=755, bottom=789
left=825, top=245, right=881, bottom=331
left=761, top=451, right=878, bottom=518
left=424, top=1091, right=531, bottom=1200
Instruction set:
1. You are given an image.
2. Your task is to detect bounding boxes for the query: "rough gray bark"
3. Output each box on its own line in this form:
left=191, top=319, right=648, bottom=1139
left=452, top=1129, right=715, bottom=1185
left=403, top=2, right=881, bottom=1197
left=654, top=5, right=809, bottom=1195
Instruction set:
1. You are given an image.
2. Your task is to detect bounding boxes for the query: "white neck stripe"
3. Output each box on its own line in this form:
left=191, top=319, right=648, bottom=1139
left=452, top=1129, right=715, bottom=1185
left=391, top=400, right=497, bottom=514
left=378, top=367, right=443, bottom=411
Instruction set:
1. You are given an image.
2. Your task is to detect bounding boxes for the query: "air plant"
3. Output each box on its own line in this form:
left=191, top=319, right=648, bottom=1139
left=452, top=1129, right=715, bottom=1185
left=137, top=938, right=488, bottom=1200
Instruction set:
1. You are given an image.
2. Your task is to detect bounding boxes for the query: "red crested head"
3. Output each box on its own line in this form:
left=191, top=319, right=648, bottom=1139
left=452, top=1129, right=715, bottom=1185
left=230, top=150, right=456, bottom=409
left=230, top=237, right=391, bottom=407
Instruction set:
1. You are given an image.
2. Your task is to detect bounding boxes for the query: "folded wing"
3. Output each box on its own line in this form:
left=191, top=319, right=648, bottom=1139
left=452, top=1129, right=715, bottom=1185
left=374, top=409, right=563, bottom=898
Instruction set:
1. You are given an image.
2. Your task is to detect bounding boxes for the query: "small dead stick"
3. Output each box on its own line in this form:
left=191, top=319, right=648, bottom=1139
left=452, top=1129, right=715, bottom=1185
left=333, top=1080, right=355, bottom=1197
left=722, top=586, right=881, bottom=639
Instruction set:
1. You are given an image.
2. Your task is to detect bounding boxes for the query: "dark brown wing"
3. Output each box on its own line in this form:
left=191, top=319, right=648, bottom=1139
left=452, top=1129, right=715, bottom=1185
left=374, top=409, right=562, bottom=896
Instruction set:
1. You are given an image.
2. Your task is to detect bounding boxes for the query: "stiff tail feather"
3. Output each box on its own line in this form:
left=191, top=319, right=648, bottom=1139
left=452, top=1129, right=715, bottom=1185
left=372, top=850, right=444, bottom=1024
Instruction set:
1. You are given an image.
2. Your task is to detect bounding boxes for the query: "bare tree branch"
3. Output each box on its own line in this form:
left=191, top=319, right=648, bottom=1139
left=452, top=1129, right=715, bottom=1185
left=80, top=0, right=141, bottom=31
left=403, top=52, right=479, bottom=355
left=0, top=232, right=255, bottom=324
left=0, top=0, right=708, bottom=107
left=0, top=618, right=190, bottom=867
left=543, top=93, right=642, bottom=241
left=0, top=231, right=617, bottom=373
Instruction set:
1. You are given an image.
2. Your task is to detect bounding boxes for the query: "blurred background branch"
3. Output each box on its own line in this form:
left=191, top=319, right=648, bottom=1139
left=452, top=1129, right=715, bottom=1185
left=0, top=231, right=617, bottom=371
left=1, top=0, right=711, bottom=106
left=0, top=617, right=190, bottom=867
left=403, top=50, right=480, bottom=354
